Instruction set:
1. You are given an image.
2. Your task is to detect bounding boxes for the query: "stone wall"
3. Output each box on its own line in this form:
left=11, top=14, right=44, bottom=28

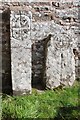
left=0, top=0, right=80, bottom=95
left=30, top=1, right=79, bottom=89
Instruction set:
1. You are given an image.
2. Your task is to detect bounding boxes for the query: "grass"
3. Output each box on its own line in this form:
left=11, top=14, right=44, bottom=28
left=1, top=80, right=80, bottom=120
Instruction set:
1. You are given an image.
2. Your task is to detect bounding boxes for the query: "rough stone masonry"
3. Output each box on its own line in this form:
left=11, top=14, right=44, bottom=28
left=0, top=0, right=80, bottom=95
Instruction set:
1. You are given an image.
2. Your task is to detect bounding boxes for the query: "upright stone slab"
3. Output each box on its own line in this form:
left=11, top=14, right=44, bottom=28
left=31, top=19, right=76, bottom=89
left=10, top=10, right=32, bottom=95
left=46, top=28, right=76, bottom=89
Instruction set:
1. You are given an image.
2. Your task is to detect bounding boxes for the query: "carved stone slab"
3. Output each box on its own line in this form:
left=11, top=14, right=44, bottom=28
left=10, top=10, right=32, bottom=95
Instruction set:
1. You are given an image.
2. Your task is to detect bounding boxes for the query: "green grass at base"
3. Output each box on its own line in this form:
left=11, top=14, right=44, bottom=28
left=1, top=81, right=80, bottom=120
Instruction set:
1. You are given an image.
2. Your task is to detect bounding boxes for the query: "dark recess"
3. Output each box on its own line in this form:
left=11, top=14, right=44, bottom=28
left=2, top=9, right=13, bottom=95
left=32, top=34, right=52, bottom=90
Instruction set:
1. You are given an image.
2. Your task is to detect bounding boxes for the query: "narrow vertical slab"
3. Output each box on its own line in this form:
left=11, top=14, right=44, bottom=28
left=60, top=47, right=75, bottom=86
left=46, top=35, right=61, bottom=89
left=46, top=31, right=75, bottom=89
left=10, top=10, right=32, bottom=95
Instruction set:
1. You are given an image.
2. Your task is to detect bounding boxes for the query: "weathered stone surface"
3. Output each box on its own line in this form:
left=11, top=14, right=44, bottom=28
left=11, top=47, right=31, bottom=95
left=46, top=31, right=75, bottom=89
left=30, top=1, right=79, bottom=89
left=1, top=1, right=80, bottom=94
left=10, top=10, right=32, bottom=95
left=31, top=18, right=78, bottom=89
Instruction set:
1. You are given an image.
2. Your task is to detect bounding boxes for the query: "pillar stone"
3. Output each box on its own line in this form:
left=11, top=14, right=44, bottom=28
left=10, top=10, right=32, bottom=95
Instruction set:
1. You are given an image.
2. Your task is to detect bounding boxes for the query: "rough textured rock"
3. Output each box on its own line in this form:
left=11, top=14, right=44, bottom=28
left=30, top=1, right=79, bottom=89
left=10, top=10, right=32, bottom=95
left=0, top=0, right=80, bottom=94
left=46, top=30, right=76, bottom=89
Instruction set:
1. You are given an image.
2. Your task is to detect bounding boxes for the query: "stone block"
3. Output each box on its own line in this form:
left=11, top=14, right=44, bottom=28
left=10, top=11, right=20, bottom=28
left=10, top=10, right=31, bottom=49
left=46, top=29, right=76, bottom=89
left=11, top=29, right=31, bottom=48
left=11, top=47, right=31, bottom=95
left=10, top=10, right=32, bottom=95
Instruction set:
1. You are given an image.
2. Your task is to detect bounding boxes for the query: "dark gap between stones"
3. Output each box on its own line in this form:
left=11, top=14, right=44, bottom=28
left=2, top=9, right=13, bottom=95
left=31, top=34, right=52, bottom=90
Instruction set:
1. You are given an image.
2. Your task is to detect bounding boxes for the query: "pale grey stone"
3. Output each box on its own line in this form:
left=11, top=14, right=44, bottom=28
left=10, top=10, right=32, bottom=94
left=11, top=47, right=31, bottom=95
left=9, top=1, right=79, bottom=94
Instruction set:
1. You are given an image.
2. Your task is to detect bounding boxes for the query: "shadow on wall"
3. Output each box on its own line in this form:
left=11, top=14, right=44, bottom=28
left=32, top=41, right=46, bottom=90
left=32, top=34, right=52, bottom=90
left=2, top=9, right=13, bottom=95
